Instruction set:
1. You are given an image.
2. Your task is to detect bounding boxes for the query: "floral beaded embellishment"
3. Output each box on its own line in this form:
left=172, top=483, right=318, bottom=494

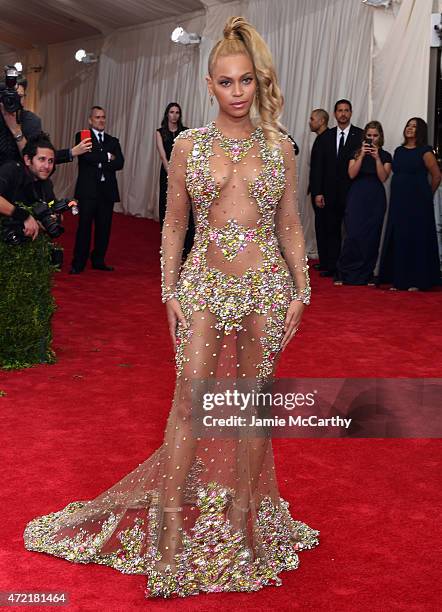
left=211, top=123, right=260, bottom=163
left=209, top=219, right=257, bottom=261
left=168, top=124, right=310, bottom=371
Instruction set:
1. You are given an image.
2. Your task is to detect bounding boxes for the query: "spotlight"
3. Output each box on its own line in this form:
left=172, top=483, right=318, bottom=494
left=362, top=0, right=391, bottom=6
left=171, top=26, right=201, bottom=45
left=14, top=62, right=23, bottom=72
left=75, top=49, right=98, bottom=64
left=75, top=49, right=86, bottom=62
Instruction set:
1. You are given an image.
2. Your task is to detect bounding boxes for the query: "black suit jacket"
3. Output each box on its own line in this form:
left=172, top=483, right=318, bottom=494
left=310, top=124, right=363, bottom=206
left=308, top=128, right=329, bottom=195
left=74, top=131, right=124, bottom=202
left=55, top=149, right=73, bottom=165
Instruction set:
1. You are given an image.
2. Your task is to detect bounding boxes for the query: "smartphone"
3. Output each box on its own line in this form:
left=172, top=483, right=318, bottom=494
left=80, top=129, right=91, bottom=141
left=364, top=137, right=373, bottom=147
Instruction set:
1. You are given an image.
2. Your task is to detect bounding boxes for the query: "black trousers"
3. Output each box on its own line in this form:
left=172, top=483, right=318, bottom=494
left=72, top=189, right=114, bottom=270
left=314, top=194, right=346, bottom=273
left=311, top=195, right=328, bottom=269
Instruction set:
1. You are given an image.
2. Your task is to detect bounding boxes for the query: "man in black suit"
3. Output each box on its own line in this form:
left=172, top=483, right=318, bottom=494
left=308, top=108, right=329, bottom=271
left=310, top=99, right=363, bottom=276
left=70, top=106, right=124, bottom=273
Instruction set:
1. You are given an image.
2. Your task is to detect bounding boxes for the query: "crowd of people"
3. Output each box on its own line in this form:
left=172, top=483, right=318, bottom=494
left=0, top=12, right=439, bottom=603
left=1, top=73, right=439, bottom=294
left=308, top=101, right=441, bottom=291
left=0, top=74, right=124, bottom=275
left=155, top=98, right=442, bottom=293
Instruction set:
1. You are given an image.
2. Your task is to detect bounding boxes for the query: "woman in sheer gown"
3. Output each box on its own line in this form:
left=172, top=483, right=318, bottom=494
left=24, top=17, right=319, bottom=599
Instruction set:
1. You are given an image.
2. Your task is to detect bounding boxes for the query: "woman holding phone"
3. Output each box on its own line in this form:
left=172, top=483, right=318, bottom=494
left=335, top=121, right=392, bottom=285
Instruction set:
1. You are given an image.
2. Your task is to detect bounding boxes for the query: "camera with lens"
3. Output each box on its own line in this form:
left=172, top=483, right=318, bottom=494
left=1, top=198, right=79, bottom=245
left=0, top=66, right=23, bottom=115
left=32, top=198, right=79, bottom=238
left=1, top=217, right=27, bottom=245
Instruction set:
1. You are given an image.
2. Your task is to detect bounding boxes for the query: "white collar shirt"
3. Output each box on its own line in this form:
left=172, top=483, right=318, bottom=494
left=336, top=124, right=351, bottom=153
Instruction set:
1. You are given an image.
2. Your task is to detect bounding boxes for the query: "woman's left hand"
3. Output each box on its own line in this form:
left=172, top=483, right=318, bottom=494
left=281, top=300, right=305, bottom=351
left=371, top=145, right=380, bottom=160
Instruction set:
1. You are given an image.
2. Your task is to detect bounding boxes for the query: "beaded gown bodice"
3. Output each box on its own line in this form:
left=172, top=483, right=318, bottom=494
left=161, top=122, right=310, bottom=383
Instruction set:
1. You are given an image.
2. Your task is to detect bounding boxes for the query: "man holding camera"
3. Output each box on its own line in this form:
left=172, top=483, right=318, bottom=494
left=310, top=99, right=363, bottom=277
left=0, top=71, right=42, bottom=167
left=0, top=133, right=56, bottom=238
left=0, top=68, right=92, bottom=168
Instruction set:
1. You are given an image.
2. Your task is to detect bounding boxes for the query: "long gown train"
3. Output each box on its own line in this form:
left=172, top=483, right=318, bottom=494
left=24, top=122, right=319, bottom=598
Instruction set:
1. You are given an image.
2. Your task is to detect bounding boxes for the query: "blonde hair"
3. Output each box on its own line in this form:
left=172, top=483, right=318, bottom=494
left=208, top=16, right=284, bottom=146
left=354, top=120, right=385, bottom=159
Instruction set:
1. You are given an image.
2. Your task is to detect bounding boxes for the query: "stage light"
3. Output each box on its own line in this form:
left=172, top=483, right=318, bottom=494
left=75, top=49, right=98, bottom=64
left=75, top=49, right=86, bottom=62
left=171, top=26, right=201, bottom=45
left=362, top=0, right=391, bottom=7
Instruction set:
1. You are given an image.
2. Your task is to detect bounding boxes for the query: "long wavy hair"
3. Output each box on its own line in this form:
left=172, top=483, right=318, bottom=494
left=208, top=16, right=284, bottom=146
left=159, top=102, right=185, bottom=140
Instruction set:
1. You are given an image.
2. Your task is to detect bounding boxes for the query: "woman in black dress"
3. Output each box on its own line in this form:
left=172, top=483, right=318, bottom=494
left=335, top=121, right=392, bottom=285
left=156, top=103, right=194, bottom=255
left=378, top=118, right=441, bottom=291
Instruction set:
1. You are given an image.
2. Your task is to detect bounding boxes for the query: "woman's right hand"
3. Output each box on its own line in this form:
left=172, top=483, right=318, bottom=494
left=361, top=142, right=372, bottom=157
left=166, top=298, right=188, bottom=350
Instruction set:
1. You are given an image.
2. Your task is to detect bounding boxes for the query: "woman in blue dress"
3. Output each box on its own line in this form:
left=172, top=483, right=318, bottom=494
left=378, top=118, right=441, bottom=291
left=335, top=121, right=392, bottom=285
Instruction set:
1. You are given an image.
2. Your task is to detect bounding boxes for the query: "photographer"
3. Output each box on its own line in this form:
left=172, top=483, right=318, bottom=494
left=0, top=132, right=56, bottom=238
left=0, top=67, right=92, bottom=166
left=0, top=70, right=41, bottom=166
left=0, top=132, right=66, bottom=370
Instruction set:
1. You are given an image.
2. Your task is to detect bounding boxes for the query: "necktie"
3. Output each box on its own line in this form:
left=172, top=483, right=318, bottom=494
left=338, top=130, right=345, bottom=157
left=97, top=132, right=105, bottom=181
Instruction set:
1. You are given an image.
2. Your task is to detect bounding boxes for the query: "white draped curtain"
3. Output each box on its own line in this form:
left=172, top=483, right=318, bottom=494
left=372, top=0, right=434, bottom=150
left=94, top=12, right=206, bottom=216
left=246, top=0, right=373, bottom=253
left=23, top=0, right=433, bottom=254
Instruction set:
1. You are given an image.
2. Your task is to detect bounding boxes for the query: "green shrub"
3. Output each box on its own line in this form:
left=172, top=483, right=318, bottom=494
left=0, top=234, right=56, bottom=370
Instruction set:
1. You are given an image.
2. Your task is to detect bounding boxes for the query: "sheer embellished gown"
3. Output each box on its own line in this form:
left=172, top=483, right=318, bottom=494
left=24, top=122, right=319, bottom=598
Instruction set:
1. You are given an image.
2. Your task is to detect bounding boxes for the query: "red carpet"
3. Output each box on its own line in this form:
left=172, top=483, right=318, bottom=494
left=1, top=213, right=441, bottom=611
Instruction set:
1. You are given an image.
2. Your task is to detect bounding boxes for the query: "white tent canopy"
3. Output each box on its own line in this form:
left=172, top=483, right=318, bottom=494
left=0, top=0, right=436, bottom=254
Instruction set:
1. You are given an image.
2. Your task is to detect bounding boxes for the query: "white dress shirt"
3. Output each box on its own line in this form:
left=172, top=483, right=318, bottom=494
left=336, top=124, right=351, bottom=153
left=92, top=128, right=110, bottom=180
